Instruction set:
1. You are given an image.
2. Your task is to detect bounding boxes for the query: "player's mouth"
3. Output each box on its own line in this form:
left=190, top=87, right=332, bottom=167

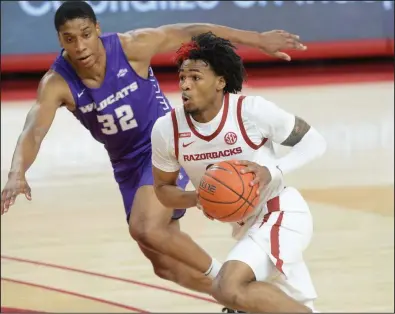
left=182, top=94, right=191, bottom=105
left=77, top=55, right=92, bottom=65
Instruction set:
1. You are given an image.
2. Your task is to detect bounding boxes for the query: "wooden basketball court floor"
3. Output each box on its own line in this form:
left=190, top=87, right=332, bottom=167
left=1, top=79, right=394, bottom=313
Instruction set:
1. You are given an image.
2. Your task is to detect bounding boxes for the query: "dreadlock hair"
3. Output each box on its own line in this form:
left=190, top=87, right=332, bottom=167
left=175, top=32, right=246, bottom=94
left=54, top=1, right=97, bottom=32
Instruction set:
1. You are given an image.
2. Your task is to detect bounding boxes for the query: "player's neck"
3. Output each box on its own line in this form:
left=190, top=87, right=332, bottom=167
left=191, top=94, right=224, bottom=123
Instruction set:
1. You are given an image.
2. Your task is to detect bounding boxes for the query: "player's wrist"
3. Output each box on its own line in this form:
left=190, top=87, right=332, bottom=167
left=185, top=190, right=198, bottom=208
left=8, top=170, right=25, bottom=179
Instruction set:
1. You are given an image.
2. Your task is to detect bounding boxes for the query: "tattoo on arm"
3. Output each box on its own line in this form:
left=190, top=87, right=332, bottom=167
left=281, top=116, right=311, bottom=147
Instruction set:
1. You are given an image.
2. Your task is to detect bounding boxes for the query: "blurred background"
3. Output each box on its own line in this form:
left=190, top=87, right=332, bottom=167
left=1, top=1, right=394, bottom=313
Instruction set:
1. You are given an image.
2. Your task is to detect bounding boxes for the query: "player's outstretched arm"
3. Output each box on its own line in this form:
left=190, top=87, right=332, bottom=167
left=1, top=72, right=65, bottom=214
left=122, top=23, right=307, bottom=63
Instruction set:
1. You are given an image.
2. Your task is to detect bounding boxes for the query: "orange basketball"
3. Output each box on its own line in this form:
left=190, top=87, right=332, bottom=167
left=198, top=160, right=259, bottom=222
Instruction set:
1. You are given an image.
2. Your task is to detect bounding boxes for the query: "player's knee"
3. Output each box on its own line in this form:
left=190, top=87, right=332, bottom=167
left=129, top=222, right=169, bottom=252
left=212, top=276, right=245, bottom=308
left=152, top=265, right=175, bottom=282
left=212, top=270, right=246, bottom=308
left=129, top=224, right=156, bottom=246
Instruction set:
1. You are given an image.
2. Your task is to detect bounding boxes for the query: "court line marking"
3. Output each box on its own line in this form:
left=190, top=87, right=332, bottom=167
left=1, top=277, right=148, bottom=313
left=1, top=307, right=42, bottom=313
left=1, top=255, right=218, bottom=304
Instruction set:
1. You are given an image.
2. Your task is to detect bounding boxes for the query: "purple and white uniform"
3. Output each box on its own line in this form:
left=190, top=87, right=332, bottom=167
left=51, top=33, right=189, bottom=221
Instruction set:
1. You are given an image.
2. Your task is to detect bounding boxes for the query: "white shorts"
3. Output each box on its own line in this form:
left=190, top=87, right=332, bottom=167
left=225, top=187, right=317, bottom=309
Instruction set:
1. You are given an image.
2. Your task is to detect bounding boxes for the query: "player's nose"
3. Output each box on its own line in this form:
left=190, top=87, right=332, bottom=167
left=75, top=39, right=87, bottom=53
left=180, top=79, right=191, bottom=91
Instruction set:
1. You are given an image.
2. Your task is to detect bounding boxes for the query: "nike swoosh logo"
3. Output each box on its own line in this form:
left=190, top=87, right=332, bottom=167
left=77, top=89, right=86, bottom=98
left=182, top=141, right=195, bottom=148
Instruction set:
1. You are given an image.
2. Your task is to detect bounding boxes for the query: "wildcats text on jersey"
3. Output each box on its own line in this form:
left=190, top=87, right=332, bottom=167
left=183, top=147, right=243, bottom=161
left=79, top=82, right=138, bottom=113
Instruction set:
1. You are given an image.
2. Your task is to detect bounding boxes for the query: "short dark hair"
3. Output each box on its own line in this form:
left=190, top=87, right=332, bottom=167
left=54, top=1, right=97, bottom=32
left=175, top=32, right=246, bottom=94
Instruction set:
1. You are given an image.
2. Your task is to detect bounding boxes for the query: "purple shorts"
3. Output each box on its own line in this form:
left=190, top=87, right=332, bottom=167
left=116, top=156, right=189, bottom=223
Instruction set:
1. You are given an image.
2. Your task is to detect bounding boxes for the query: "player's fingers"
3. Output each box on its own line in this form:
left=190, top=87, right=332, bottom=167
left=250, top=177, right=261, bottom=187
left=272, top=51, right=291, bottom=61
left=286, top=38, right=307, bottom=50
left=1, top=190, right=8, bottom=214
left=8, top=195, right=17, bottom=206
left=24, top=188, right=32, bottom=201
left=239, top=165, right=257, bottom=174
left=2, top=190, right=12, bottom=209
left=285, top=32, right=300, bottom=40
left=234, top=160, right=251, bottom=166
left=3, top=198, right=11, bottom=211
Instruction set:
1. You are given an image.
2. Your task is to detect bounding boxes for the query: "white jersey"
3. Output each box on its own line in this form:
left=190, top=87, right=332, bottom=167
left=152, top=93, right=296, bottom=222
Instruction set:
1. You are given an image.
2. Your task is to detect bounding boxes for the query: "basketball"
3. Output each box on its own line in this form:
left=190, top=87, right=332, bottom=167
left=198, top=160, right=259, bottom=222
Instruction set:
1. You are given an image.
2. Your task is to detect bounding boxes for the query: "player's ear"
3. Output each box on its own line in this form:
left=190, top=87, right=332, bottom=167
left=95, top=22, right=101, bottom=36
left=216, top=76, right=226, bottom=92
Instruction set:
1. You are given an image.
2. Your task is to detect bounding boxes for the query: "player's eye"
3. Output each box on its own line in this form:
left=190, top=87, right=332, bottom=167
left=193, top=76, right=200, bottom=81
left=83, top=33, right=91, bottom=38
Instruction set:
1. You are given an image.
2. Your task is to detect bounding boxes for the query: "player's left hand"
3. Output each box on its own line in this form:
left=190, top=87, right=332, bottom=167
left=259, top=30, right=307, bottom=61
left=234, top=160, right=272, bottom=195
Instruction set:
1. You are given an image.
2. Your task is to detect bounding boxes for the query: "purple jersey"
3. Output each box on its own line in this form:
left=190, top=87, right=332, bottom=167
left=51, top=33, right=173, bottom=180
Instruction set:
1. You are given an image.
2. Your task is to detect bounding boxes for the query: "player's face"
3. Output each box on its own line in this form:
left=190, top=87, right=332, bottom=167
left=58, top=18, right=101, bottom=68
left=179, top=59, right=225, bottom=114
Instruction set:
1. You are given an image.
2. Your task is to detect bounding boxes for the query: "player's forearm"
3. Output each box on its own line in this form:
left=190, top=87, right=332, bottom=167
left=9, top=131, right=41, bottom=177
left=155, top=185, right=197, bottom=209
left=160, top=23, right=261, bottom=52
left=270, top=127, right=326, bottom=180
left=180, top=23, right=261, bottom=48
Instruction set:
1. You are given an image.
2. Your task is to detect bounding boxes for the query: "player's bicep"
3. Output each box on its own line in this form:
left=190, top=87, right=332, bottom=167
left=151, top=117, right=180, bottom=173
left=247, top=96, right=303, bottom=145
left=124, top=25, right=191, bottom=61
left=152, top=166, right=180, bottom=188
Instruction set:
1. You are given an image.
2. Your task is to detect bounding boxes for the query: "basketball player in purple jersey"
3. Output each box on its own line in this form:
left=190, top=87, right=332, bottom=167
left=1, top=1, right=306, bottom=302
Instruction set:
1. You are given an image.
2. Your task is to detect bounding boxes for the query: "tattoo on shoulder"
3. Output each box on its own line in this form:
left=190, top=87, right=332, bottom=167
left=281, top=116, right=311, bottom=147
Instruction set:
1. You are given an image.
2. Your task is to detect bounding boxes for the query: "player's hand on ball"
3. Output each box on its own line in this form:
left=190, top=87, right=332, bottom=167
left=196, top=191, right=214, bottom=220
left=259, top=30, right=307, bottom=61
left=1, top=173, right=32, bottom=215
left=235, top=160, right=272, bottom=195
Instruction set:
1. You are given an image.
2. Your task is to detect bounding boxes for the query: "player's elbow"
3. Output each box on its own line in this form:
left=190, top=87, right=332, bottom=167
left=153, top=184, right=171, bottom=208
left=311, top=128, right=327, bottom=157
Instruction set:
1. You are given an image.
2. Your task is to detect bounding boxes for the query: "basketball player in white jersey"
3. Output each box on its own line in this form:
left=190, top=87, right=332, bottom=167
left=150, top=32, right=326, bottom=313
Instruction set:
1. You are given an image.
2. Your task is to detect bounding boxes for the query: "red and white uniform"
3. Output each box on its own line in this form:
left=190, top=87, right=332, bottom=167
left=151, top=93, right=318, bottom=309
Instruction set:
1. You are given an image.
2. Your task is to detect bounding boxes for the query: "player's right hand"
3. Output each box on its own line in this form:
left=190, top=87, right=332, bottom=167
left=1, top=173, right=32, bottom=215
left=196, top=190, right=214, bottom=220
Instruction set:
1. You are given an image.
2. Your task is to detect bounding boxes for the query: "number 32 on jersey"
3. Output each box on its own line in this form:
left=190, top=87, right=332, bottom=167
left=97, top=104, right=137, bottom=135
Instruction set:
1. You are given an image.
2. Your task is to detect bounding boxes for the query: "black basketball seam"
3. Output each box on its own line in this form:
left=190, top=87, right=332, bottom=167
left=225, top=160, right=257, bottom=207
left=201, top=173, right=248, bottom=219
left=218, top=161, right=258, bottom=220
left=202, top=165, right=256, bottom=219
left=225, top=161, right=258, bottom=221
left=205, top=164, right=256, bottom=209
